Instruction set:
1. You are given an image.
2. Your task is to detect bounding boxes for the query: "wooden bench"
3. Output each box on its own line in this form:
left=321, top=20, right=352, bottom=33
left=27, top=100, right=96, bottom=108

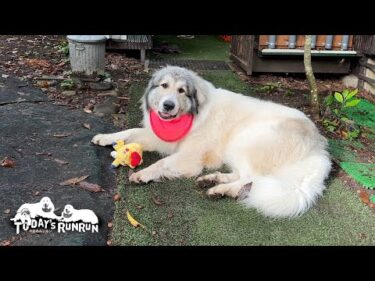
left=106, top=35, right=152, bottom=62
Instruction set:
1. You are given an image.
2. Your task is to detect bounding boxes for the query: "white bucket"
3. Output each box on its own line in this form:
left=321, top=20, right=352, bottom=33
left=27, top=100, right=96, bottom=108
left=67, top=35, right=106, bottom=75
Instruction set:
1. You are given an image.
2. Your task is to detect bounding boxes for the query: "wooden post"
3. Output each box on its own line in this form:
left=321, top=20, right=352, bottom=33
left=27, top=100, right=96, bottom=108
left=140, top=49, right=146, bottom=63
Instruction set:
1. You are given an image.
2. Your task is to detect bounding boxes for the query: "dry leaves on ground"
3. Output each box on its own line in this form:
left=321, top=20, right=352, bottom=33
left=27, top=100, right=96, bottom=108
left=53, top=158, right=69, bottom=165
left=113, top=193, right=121, bottom=201
left=1, top=157, right=15, bottom=168
left=25, top=58, right=51, bottom=69
left=82, top=123, right=91, bottom=130
left=59, top=175, right=89, bottom=186
left=1, top=240, right=11, bottom=246
left=358, top=189, right=371, bottom=205
left=53, top=133, right=71, bottom=138
left=151, top=196, right=164, bottom=206
left=78, top=181, right=104, bottom=193
left=126, top=210, right=144, bottom=228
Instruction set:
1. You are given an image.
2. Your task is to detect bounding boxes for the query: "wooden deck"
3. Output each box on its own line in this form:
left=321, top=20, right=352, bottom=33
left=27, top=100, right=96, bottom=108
left=106, top=35, right=152, bottom=62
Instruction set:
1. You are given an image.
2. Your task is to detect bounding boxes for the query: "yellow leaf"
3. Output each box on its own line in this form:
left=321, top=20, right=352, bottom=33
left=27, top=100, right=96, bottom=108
left=126, top=210, right=144, bottom=228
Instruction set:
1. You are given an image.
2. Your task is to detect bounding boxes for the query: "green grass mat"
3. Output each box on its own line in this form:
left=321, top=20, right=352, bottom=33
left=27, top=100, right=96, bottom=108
left=111, top=70, right=375, bottom=245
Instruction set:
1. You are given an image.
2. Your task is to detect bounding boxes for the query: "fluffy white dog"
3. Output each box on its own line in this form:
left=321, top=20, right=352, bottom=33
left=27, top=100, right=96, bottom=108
left=60, top=204, right=98, bottom=224
left=92, top=66, right=331, bottom=218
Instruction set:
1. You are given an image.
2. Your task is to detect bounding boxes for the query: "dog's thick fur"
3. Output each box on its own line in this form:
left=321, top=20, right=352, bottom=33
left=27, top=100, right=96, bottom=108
left=92, top=66, right=331, bottom=218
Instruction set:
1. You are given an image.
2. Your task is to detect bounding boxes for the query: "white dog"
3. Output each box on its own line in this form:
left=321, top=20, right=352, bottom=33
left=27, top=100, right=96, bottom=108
left=60, top=204, right=98, bottom=224
left=11, top=196, right=59, bottom=221
left=10, top=208, right=32, bottom=226
left=92, top=66, right=331, bottom=218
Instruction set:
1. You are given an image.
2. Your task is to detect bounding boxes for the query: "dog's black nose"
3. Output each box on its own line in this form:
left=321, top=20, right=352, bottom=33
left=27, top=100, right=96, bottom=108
left=163, top=100, right=175, bottom=111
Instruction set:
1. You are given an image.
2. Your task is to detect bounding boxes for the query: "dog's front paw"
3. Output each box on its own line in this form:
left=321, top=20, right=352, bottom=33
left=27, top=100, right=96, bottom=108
left=129, top=170, right=155, bottom=184
left=196, top=175, right=218, bottom=188
left=91, top=134, right=114, bottom=146
left=207, top=186, right=226, bottom=198
left=207, top=184, right=242, bottom=199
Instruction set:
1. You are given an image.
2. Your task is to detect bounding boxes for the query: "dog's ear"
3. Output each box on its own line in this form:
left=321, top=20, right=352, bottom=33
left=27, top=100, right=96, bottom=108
left=188, top=76, right=208, bottom=114
left=187, top=86, right=200, bottom=115
left=143, top=73, right=159, bottom=111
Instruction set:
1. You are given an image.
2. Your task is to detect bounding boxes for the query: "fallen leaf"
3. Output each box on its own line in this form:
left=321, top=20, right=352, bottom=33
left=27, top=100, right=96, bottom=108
left=53, top=133, right=71, bottom=138
left=167, top=212, right=174, bottom=219
left=358, top=233, right=367, bottom=239
left=126, top=210, right=144, bottom=228
left=83, top=108, right=92, bottom=114
left=358, top=190, right=370, bottom=205
left=53, top=158, right=69, bottom=165
left=59, top=175, right=89, bottom=186
left=1, top=240, right=11, bottom=246
left=151, top=196, right=164, bottom=206
left=1, top=157, right=15, bottom=168
left=25, top=58, right=51, bottom=69
left=36, top=152, right=52, bottom=156
left=136, top=205, right=144, bottom=210
left=113, top=193, right=121, bottom=202
left=3, top=209, right=10, bottom=214
left=78, top=181, right=104, bottom=193
left=82, top=123, right=91, bottom=130
left=107, top=222, right=113, bottom=228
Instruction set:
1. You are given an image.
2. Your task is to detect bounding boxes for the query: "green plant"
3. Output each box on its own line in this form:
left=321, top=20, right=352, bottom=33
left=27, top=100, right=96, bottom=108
left=257, top=82, right=279, bottom=94
left=323, top=89, right=361, bottom=140
left=58, top=40, right=69, bottom=56
left=60, top=79, right=74, bottom=90
left=99, top=72, right=111, bottom=80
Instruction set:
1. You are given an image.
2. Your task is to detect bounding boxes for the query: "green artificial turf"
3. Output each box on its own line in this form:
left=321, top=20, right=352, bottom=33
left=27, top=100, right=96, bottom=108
left=151, top=35, right=230, bottom=61
left=111, top=70, right=375, bottom=245
left=340, top=162, right=375, bottom=190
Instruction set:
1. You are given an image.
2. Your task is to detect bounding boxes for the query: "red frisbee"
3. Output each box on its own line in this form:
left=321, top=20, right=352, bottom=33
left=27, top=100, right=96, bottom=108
left=150, top=110, right=193, bottom=142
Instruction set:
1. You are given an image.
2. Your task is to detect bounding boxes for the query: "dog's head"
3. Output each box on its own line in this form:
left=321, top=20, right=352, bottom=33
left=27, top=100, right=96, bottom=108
left=62, top=204, right=74, bottom=218
left=143, top=66, right=211, bottom=120
left=40, top=197, right=54, bottom=213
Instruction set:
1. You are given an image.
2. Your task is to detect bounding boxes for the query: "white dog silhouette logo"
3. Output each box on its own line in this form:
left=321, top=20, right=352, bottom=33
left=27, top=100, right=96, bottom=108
left=11, top=197, right=99, bottom=234
left=61, top=204, right=99, bottom=224
left=11, top=197, right=59, bottom=222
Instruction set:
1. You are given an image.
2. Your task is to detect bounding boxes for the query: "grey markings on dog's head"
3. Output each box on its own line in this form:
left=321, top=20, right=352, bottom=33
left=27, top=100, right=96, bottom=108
left=143, top=66, right=210, bottom=119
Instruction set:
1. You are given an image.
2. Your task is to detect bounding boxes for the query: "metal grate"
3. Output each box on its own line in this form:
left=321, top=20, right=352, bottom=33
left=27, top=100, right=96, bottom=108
left=149, top=60, right=230, bottom=70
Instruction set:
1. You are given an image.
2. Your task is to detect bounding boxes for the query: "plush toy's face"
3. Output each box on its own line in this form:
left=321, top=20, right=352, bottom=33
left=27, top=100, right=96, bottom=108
left=115, top=143, right=143, bottom=168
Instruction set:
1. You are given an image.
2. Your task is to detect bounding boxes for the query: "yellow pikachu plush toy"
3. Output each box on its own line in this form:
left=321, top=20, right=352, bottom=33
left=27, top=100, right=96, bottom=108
left=110, top=140, right=143, bottom=169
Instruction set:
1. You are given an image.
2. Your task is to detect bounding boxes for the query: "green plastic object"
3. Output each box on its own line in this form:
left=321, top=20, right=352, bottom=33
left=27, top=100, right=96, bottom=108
left=340, top=162, right=375, bottom=190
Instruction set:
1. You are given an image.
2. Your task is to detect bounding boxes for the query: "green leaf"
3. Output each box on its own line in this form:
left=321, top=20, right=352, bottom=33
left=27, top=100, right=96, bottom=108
left=324, top=94, right=334, bottom=106
left=346, top=89, right=358, bottom=100
left=344, top=99, right=361, bottom=107
left=340, top=117, right=350, bottom=123
left=334, top=92, right=344, bottom=103
left=342, top=89, right=350, bottom=99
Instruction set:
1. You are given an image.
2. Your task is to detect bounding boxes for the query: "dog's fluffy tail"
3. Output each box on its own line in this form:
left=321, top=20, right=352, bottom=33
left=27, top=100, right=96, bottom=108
left=240, top=153, right=331, bottom=218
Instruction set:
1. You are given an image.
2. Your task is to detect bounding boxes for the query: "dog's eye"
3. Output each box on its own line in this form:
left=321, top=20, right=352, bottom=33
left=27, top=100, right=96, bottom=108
left=178, top=88, right=185, bottom=94
left=161, top=83, right=168, bottom=89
